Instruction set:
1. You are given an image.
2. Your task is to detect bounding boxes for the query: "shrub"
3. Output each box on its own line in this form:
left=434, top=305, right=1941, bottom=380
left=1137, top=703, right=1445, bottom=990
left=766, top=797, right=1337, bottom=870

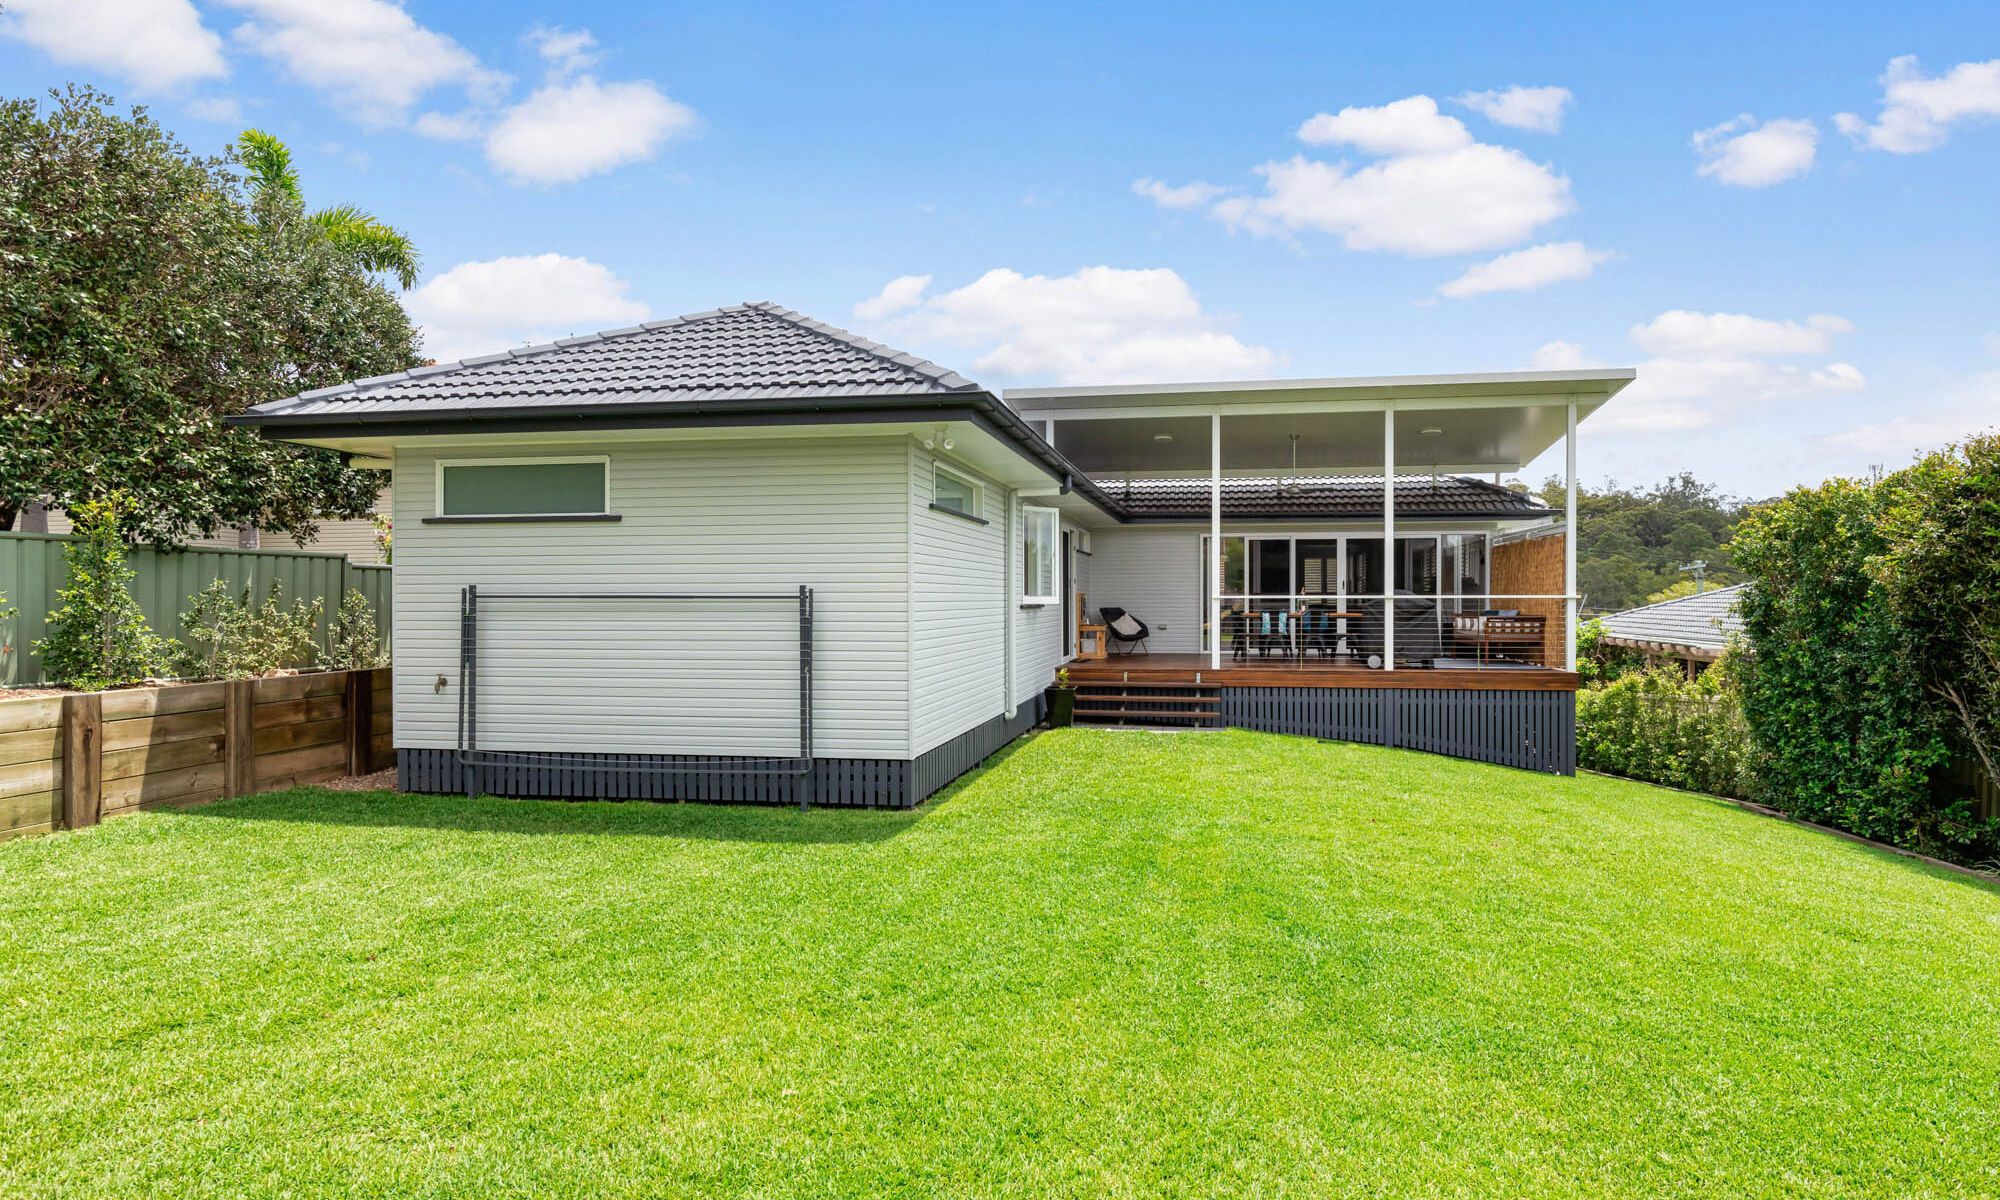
left=1577, top=663, right=1756, bottom=798
left=34, top=495, right=167, bottom=690
left=327, top=588, right=386, bottom=671
left=172, top=580, right=323, bottom=679
left=1732, top=472, right=1994, bottom=863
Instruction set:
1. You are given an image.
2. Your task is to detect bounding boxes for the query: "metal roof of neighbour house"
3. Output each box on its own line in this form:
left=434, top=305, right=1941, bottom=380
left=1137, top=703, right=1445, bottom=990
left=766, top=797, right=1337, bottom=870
left=1596, top=583, right=1748, bottom=658
left=242, top=301, right=981, bottom=421
left=1108, top=476, right=1550, bottom=521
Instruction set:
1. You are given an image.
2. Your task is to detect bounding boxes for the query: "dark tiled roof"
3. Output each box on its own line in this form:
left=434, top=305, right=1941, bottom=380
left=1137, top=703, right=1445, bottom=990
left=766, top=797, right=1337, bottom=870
left=1105, top=476, right=1550, bottom=520
left=247, top=301, right=980, bottom=419
left=1598, top=583, right=1747, bottom=653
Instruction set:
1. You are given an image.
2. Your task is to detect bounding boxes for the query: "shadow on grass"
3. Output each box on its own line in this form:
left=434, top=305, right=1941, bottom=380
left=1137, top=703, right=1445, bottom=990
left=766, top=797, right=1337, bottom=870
left=182, top=787, right=929, bottom=846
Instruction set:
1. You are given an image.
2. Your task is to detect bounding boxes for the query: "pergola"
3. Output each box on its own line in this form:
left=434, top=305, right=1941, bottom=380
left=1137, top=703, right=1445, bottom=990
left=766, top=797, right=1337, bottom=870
left=1006, top=368, right=1636, bottom=673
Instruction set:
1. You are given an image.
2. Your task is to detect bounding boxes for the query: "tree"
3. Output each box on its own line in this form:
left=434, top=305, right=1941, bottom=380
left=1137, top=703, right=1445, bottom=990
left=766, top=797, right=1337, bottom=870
left=0, top=87, right=418, bottom=542
left=237, top=129, right=421, bottom=289
left=1540, top=472, right=1751, bottom=613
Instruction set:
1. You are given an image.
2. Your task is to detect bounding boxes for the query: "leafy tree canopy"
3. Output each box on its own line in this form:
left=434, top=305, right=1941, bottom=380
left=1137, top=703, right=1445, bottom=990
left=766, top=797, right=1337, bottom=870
left=0, top=87, right=421, bottom=544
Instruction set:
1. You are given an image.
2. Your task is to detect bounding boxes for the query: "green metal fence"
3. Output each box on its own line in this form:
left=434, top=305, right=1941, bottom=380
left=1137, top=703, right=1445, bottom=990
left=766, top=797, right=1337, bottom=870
left=0, top=533, right=391, bottom=688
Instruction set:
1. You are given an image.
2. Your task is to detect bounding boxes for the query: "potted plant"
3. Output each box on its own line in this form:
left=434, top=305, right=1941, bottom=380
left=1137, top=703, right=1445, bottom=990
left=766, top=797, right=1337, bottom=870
left=1045, top=667, right=1076, bottom=728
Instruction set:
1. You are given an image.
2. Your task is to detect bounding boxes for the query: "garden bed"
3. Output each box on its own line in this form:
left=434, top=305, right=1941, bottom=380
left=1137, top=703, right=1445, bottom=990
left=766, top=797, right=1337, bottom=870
left=0, top=667, right=390, bottom=839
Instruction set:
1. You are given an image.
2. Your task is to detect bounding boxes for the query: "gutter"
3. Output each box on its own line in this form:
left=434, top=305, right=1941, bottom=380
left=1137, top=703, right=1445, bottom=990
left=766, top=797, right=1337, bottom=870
left=233, top=390, right=1129, bottom=523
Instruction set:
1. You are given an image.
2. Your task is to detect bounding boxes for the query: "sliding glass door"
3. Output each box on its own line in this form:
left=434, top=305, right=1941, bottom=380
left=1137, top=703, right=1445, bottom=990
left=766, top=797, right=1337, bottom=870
left=1202, top=531, right=1493, bottom=660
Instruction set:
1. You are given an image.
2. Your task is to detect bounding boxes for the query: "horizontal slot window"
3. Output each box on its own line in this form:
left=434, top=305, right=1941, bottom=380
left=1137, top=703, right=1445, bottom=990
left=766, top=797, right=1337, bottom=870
left=440, top=459, right=608, bottom=518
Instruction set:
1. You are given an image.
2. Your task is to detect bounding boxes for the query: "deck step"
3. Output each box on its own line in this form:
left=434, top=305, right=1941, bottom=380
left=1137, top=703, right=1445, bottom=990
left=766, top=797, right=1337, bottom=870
left=1071, top=680, right=1222, bottom=728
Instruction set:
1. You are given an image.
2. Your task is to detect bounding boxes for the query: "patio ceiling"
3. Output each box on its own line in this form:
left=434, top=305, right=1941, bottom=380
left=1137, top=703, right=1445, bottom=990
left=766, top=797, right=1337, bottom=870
left=1006, top=369, right=1636, bottom=477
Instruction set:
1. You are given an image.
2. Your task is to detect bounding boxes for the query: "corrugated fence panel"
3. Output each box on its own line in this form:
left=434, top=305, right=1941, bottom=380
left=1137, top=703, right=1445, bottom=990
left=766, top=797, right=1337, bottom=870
left=1222, top=687, right=1575, bottom=775
left=0, top=533, right=392, bottom=687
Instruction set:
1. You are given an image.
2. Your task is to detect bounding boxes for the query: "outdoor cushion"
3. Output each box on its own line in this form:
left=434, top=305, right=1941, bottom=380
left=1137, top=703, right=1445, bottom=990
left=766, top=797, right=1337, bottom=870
left=1110, top=614, right=1144, bottom=638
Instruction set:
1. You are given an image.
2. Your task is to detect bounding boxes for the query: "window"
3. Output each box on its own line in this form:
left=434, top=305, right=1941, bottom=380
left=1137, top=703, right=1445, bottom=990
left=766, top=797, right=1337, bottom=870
left=1022, top=505, right=1059, bottom=604
left=933, top=464, right=981, bottom=519
left=438, top=457, right=609, bottom=518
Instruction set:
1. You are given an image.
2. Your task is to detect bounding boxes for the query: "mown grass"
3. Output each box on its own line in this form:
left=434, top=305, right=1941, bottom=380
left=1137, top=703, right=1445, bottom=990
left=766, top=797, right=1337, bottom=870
left=3, top=728, right=1997, bottom=1198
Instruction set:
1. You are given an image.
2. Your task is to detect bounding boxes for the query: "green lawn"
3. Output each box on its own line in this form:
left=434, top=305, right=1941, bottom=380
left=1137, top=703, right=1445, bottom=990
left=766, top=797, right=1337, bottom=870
left=3, top=730, right=1998, bottom=1198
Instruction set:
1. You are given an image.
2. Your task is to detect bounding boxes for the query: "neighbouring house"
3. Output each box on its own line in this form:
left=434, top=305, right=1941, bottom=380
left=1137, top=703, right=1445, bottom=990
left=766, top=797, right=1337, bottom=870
left=21, top=485, right=390, bottom=563
left=234, top=301, right=1633, bottom=807
left=1596, top=583, right=1746, bottom=673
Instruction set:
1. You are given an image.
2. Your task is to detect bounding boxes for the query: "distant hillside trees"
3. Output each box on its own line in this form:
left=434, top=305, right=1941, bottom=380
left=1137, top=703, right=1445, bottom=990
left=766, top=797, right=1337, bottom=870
left=1537, top=472, right=1748, bottom=613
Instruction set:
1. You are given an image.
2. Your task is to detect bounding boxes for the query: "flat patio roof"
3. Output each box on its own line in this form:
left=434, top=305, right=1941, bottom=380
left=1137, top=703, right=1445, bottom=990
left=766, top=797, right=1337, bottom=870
left=1005, top=369, right=1636, bottom=477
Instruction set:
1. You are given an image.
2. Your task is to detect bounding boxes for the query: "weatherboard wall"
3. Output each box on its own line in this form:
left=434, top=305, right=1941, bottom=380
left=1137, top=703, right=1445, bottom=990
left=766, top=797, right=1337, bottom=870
left=392, top=437, right=913, bottom=760
left=909, top=444, right=1011, bottom=756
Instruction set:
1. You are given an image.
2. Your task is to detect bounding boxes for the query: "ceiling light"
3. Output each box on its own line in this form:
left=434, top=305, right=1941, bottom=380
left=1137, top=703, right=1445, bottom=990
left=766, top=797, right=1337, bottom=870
left=1421, top=426, right=1443, bottom=436
left=1153, top=433, right=1174, bottom=443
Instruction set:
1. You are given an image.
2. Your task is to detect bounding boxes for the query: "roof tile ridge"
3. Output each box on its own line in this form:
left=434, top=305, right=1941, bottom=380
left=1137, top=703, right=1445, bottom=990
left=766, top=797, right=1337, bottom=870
left=742, top=300, right=982, bottom=392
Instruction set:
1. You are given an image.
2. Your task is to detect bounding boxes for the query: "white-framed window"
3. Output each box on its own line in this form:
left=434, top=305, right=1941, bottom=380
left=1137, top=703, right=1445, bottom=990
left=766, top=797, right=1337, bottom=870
left=932, top=463, right=982, bottom=519
left=436, top=456, right=610, bottom=518
left=1022, top=505, right=1059, bottom=605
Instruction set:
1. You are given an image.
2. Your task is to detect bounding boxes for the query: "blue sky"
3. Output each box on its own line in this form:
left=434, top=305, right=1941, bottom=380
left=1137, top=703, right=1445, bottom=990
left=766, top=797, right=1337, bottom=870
left=4, top=1, right=1997, bottom=495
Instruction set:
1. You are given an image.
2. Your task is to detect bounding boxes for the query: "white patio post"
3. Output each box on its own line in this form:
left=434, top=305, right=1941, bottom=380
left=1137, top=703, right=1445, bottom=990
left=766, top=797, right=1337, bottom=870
left=1210, top=411, right=1222, bottom=671
left=1382, top=405, right=1395, bottom=671
left=1564, top=401, right=1579, bottom=672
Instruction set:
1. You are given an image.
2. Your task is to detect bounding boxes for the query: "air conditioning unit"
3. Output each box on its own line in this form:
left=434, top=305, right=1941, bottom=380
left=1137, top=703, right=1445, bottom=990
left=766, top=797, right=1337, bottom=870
left=1074, top=529, right=1092, bottom=554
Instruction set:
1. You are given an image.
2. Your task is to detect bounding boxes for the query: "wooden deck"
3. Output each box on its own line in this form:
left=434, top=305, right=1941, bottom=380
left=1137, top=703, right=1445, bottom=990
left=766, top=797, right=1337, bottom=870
left=1063, top=653, right=1579, bottom=691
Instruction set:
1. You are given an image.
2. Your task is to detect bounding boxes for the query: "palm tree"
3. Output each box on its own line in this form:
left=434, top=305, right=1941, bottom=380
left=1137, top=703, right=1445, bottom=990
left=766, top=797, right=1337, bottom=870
left=237, top=129, right=422, bottom=289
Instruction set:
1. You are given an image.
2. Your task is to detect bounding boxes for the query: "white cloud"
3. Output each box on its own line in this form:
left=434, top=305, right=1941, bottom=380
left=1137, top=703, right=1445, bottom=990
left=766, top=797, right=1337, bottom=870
left=1835, top=56, right=2000, bottom=153
left=413, top=110, right=483, bottom=140
left=220, top=0, right=508, bottom=128
left=402, top=253, right=650, bottom=363
left=1532, top=341, right=1605, bottom=371
left=1204, top=95, right=1574, bottom=256
left=1570, top=310, right=1864, bottom=434
left=1456, top=85, right=1573, bottom=133
left=1438, top=241, right=1613, bottom=299
left=1, top=0, right=225, bottom=90
left=1692, top=115, right=1818, bottom=186
left=1297, top=95, right=1472, bottom=155
left=484, top=76, right=696, bottom=184
left=859, top=266, right=1280, bottom=385
left=526, top=25, right=598, bottom=75
left=1629, top=310, right=1852, bottom=357
left=1132, top=178, right=1227, bottom=210
left=1821, top=367, right=2000, bottom=455
left=853, top=275, right=932, bottom=321
left=184, top=96, right=246, bottom=123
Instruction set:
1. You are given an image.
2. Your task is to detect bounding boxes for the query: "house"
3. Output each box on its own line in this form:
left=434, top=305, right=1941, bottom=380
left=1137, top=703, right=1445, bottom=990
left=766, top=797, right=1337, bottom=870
left=1596, top=583, right=1746, bottom=672
left=235, top=302, right=1633, bottom=807
left=21, top=485, right=390, bottom=563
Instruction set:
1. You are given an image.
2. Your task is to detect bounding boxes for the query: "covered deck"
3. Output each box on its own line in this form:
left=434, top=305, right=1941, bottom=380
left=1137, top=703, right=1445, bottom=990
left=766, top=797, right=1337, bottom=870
left=1010, top=368, right=1633, bottom=774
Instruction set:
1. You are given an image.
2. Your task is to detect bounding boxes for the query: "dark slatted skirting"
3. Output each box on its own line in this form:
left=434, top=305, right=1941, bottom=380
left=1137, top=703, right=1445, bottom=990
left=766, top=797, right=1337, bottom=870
left=1221, top=687, right=1575, bottom=775
left=399, top=698, right=1044, bottom=810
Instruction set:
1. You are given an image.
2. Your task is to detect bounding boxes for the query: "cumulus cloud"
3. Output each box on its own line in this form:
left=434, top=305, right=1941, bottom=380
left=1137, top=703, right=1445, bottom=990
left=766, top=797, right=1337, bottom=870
left=1437, top=241, right=1613, bottom=299
left=1821, top=367, right=2000, bottom=456
left=1197, top=95, right=1574, bottom=256
left=403, top=253, right=650, bottom=363
left=1, top=0, right=225, bottom=90
left=855, top=267, right=1280, bottom=385
left=1555, top=310, right=1864, bottom=434
left=1297, top=94, right=1473, bottom=155
left=219, top=0, right=508, bottom=127
left=484, top=76, right=696, bottom=184
left=1835, top=56, right=2000, bottom=153
left=853, top=274, right=932, bottom=321
left=1456, top=85, right=1573, bottom=133
left=1628, top=310, right=1852, bottom=357
left=1132, top=178, right=1227, bottom=210
left=526, top=25, right=599, bottom=75
left=1531, top=341, right=1605, bottom=371
left=1692, top=115, right=1818, bottom=186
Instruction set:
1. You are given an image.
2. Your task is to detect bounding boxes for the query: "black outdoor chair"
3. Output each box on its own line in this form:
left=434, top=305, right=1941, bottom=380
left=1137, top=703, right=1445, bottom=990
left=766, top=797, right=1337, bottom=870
left=1099, top=607, right=1151, bottom=656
